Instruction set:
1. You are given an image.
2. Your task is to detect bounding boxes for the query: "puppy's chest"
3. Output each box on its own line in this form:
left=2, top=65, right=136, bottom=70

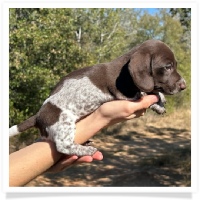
left=45, top=77, right=113, bottom=118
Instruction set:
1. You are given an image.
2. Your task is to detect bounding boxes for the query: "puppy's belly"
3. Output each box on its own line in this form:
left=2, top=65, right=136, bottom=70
left=44, top=77, right=113, bottom=119
left=40, top=77, right=113, bottom=156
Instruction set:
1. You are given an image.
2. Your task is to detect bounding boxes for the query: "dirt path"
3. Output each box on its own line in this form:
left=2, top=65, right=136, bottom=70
left=26, top=109, right=191, bottom=187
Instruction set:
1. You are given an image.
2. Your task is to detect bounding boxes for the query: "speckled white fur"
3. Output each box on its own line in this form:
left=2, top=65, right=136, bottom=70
left=43, top=77, right=166, bottom=156
left=44, top=77, right=113, bottom=156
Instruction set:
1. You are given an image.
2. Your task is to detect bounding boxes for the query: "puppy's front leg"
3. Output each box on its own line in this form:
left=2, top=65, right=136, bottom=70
left=149, top=92, right=166, bottom=114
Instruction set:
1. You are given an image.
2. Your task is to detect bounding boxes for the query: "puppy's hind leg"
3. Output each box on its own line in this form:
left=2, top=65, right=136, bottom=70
left=49, top=113, right=97, bottom=156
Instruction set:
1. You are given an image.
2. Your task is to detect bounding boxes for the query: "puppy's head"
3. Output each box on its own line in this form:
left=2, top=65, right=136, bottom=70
left=128, top=40, right=186, bottom=95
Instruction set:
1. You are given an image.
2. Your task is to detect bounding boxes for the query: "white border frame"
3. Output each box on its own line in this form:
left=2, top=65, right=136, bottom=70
left=1, top=0, right=199, bottom=196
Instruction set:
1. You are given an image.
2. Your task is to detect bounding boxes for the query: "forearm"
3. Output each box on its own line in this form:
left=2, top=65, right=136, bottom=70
left=9, top=140, right=61, bottom=186
left=74, top=109, right=108, bottom=144
left=9, top=109, right=106, bottom=187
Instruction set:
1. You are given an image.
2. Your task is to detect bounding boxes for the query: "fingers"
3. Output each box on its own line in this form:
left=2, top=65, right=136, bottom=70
left=125, top=108, right=146, bottom=119
left=90, top=151, right=103, bottom=160
left=101, top=95, right=159, bottom=126
left=72, top=151, right=103, bottom=165
left=128, top=95, right=159, bottom=114
left=47, top=151, right=103, bottom=173
left=118, top=95, right=158, bottom=120
left=136, top=95, right=159, bottom=109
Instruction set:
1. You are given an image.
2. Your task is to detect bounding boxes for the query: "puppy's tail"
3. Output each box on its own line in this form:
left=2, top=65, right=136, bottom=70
left=9, top=115, right=36, bottom=137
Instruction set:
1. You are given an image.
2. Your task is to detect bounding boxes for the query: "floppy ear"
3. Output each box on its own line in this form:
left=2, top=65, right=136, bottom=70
left=128, top=52, right=154, bottom=92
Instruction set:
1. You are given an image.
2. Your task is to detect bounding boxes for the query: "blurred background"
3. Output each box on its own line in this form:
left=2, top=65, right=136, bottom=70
left=9, top=8, right=191, bottom=187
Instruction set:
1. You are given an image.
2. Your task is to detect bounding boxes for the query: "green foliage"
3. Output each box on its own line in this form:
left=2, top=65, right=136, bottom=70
left=170, top=8, right=191, bottom=31
left=9, top=8, right=191, bottom=129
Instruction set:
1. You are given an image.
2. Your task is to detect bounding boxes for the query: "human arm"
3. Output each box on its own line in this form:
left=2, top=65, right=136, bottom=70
left=74, top=95, right=158, bottom=144
left=9, top=140, right=103, bottom=186
left=9, top=95, right=158, bottom=186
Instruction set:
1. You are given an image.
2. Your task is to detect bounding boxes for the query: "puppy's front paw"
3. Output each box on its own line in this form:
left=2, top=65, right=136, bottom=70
left=150, top=92, right=166, bottom=114
left=150, top=103, right=166, bottom=114
left=159, top=92, right=167, bottom=104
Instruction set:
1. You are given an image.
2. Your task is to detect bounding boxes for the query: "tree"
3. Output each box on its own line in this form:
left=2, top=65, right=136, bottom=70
left=169, top=8, right=191, bottom=31
left=9, top=8, right=191, bottom=145
left=71, top=8, right=127, bottom=64
left=10, top=9, right=79, bottom=125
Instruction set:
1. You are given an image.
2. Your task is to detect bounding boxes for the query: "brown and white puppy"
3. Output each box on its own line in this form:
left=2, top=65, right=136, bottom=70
left=9, top=40, right=186, bottom=156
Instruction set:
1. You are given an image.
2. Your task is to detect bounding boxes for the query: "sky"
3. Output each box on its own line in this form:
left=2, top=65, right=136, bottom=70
left=138, top=8, right=159, bottom=15
left=146, top=8, right=159, bottom=15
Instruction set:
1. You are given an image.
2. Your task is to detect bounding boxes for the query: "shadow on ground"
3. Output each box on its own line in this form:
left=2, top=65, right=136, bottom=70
left=26, top=112, right=191, bottom=187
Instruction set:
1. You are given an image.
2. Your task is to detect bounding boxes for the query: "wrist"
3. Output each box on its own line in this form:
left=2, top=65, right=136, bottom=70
left=74, top=108, right=109, bottom=144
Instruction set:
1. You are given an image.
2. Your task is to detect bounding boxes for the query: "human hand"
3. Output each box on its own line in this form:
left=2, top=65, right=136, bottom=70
left=97, top=94, right=159, bottom=126
left=75, top=95, right=159, bottom=145
left=46, top=151, right=103, bottom=173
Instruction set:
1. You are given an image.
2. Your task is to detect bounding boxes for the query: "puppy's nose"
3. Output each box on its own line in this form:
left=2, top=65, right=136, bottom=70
left=179, top=78, right=186, bottom=90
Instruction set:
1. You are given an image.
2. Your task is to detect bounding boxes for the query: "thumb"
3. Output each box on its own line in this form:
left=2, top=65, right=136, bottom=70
left=133, top=95, right=159, bottom=111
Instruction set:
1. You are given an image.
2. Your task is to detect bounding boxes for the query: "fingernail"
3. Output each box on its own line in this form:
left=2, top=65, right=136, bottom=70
left=151, top=95, right=159, bottom=102
left=72, top=155, right=78, bottom=160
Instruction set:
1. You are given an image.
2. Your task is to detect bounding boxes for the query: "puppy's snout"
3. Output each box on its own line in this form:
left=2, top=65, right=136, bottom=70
left=178, top=78, right=186, bottom=91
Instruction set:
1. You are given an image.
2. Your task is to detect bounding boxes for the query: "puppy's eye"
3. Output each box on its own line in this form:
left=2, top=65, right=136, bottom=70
left=164, top=64, right=172, bottom=71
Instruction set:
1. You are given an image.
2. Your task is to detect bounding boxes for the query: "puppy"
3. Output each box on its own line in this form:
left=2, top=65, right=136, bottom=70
left=9, top=40, right=186, bottom=156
